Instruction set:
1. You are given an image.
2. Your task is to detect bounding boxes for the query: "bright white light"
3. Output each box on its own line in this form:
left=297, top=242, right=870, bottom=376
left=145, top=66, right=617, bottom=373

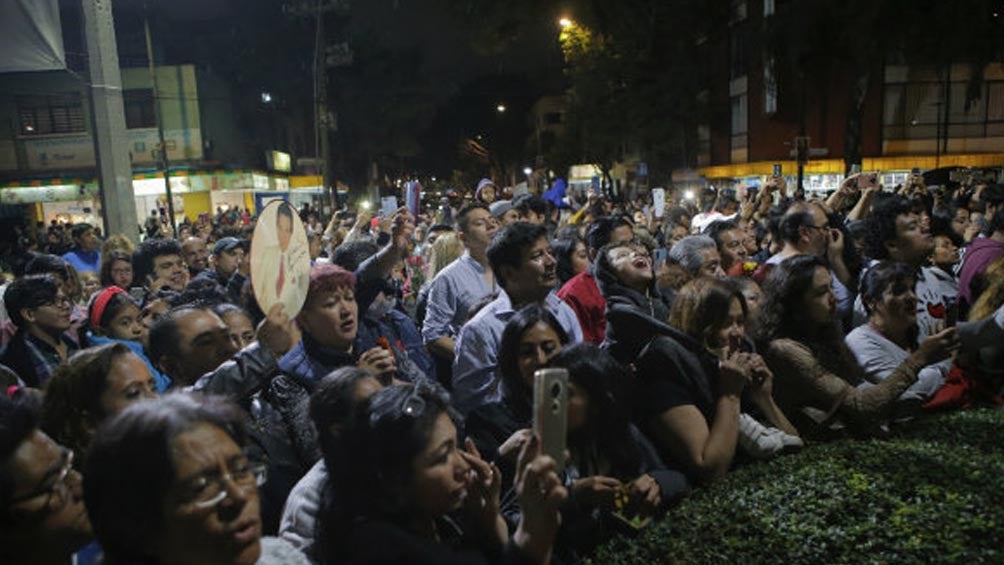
left=496, top=104, right=507, bottom=113
left=559, top=17, right=573, bottom=28
left=684, top=190, right=695, bottom=200
left=359, top=200, right=371, bottom=211
left=25, top=125, right=35, bottom=132
left=523, top=167, right=532, bottom=176
left=261, top=92, right=273, bottom=104
left=431, top=176, right=437, bottom=182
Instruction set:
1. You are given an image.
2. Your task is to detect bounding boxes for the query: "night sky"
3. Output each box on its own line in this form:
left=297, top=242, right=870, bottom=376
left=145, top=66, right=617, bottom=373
left=59, top=0, right=567, bottom=182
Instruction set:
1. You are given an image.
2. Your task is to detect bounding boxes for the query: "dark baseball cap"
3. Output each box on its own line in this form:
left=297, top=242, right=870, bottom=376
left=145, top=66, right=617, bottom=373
left=212, top=237, right=245, bottom=254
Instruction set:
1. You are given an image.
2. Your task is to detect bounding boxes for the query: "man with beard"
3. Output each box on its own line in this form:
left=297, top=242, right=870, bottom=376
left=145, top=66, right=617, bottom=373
left=453, top=222, right=583, bottom=414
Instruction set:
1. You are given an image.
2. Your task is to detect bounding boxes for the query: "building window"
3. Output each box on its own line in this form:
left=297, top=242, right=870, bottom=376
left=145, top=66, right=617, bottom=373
left=124, top=89, right=157, bottom=129
left=18, top=94, right=86, bottom=136
left=883, top=80, right=999, bottom=141
left=764, top=57, right=778, bottom=114
left=731, top=94, right=748, bottom=134
left=764, top=0, right=775, bottom=16
left=730, top=26, right=748, bottom=80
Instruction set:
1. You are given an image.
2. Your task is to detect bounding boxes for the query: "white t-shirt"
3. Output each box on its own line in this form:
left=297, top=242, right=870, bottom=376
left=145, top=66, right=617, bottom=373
left=852, top=264, right=958, bottom=341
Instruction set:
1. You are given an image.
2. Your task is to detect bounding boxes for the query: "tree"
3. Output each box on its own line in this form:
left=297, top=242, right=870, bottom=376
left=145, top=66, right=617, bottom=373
left=452, top=0, right=722, bottom=185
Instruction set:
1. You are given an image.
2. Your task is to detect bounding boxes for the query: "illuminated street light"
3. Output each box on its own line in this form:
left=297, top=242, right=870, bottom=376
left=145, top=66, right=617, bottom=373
left=260, top=91, right=273, bottom=104
left=559, top=17, right=573, bottom=28
left=496, top=103, right=507, bottom=113
left=523, top=167, right=532, bottom=176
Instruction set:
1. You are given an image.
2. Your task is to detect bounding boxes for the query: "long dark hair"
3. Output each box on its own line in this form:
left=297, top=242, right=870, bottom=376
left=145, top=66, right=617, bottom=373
left=755, top=255, right=861, bottom=381
left=498, top=304, right=570, bottom=422
left=319, top=383, right=459, bottom=564
left=550, top=344, right=641, bottom=478
left=551, top=235, right=584, bottom=287
left=83, top=394, right=247, bottom=565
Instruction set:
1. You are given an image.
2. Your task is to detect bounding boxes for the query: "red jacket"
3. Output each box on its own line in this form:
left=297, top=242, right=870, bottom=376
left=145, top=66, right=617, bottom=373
left=557, top=271, right=607, bottom=344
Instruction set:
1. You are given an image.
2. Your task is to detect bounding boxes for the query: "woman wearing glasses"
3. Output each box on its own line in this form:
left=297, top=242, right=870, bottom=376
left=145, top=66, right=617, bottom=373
left=319, top=383, right=567, bottom=565
left=83, top=393, right=309, bottom=565
left=0, top=391, right=94, bottom=565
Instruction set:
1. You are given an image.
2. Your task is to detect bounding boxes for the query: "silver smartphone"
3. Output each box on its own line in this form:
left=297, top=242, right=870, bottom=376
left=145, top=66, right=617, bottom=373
left=533, top=368, right=568, bottom=473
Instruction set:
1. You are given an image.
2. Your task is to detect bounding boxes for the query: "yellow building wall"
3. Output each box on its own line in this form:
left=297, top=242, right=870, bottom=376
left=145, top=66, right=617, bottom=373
left=182, top=192, right=212, bottom=222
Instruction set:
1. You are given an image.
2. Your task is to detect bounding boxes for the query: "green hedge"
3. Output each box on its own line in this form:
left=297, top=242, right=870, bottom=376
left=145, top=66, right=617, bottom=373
left=589, top=409, right=1004, bottom=564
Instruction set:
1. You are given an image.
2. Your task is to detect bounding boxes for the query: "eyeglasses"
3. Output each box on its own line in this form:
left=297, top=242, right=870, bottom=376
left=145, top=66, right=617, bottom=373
left=177, top=459, right=268, bottom=510
left=9, top=449, right=75, bottom=513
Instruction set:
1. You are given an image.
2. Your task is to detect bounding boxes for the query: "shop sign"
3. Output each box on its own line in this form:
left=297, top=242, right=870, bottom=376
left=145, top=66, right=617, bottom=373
left=23, top=129, right=202, bottom=170
left=266, top=150, right=292, bottom=173
left=129, top=129, right=203, bottom=164
left=133, top=176, right=193, bottom=196
left=24, top=135, right=93, bottom=170
left=0, top=183, right=99, bottom=205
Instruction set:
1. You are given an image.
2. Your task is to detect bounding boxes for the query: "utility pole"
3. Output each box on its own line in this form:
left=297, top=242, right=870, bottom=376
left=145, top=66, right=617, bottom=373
left=313, top=0, right=335, bottom=210
left=144, top=2, right=177, bottom=236
left=82, top=0, right=139, bottom=243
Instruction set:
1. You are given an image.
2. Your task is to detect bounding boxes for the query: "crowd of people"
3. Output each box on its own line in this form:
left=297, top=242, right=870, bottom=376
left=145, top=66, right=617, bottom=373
left=1, top=172, right=1003, bottom=564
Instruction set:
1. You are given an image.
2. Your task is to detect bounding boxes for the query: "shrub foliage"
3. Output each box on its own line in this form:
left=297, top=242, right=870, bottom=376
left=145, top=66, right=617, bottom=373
left=589, top=409, right=1004, bottom=564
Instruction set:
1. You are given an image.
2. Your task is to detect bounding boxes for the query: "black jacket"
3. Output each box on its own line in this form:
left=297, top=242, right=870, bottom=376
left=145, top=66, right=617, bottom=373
left=192, top=339, right=356, bottom=535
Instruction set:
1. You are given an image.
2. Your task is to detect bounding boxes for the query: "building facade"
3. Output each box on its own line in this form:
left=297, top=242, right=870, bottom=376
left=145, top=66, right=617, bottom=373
left=695, top=0, right=1004, bottom=193
left=0, top=64, right=294, bottom=229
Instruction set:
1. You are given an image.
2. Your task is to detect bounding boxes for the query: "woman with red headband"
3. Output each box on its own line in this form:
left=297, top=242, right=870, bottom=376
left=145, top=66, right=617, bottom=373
left=84, top=286, right=170, bottom=392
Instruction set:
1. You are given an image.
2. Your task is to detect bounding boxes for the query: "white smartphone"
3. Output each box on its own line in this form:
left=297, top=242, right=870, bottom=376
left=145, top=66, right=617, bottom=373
left=533, top=368, right=568, bottom=473
left=652, top=187, right=666, bottom=218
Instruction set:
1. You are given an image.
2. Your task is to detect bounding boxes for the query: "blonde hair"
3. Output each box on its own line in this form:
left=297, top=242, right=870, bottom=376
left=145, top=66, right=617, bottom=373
left=969, top=257, right=1004, bottom=322
left=428, top=232, right=463, bottom=279
left=102, top=233, right=135, bottom=256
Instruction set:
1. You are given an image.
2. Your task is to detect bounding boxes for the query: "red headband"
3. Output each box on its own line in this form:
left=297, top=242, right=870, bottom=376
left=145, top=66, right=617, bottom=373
left=91, top=286, right=127, bottom=328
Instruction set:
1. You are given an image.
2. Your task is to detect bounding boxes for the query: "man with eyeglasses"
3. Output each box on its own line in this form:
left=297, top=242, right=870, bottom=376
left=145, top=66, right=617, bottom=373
left=0, top=391, right=94, bottom=564
left=1, top=275, right=79, bottom=387
left=752, top=200, right=854, bottom=320
left=422, top=203, right=500, bottom=385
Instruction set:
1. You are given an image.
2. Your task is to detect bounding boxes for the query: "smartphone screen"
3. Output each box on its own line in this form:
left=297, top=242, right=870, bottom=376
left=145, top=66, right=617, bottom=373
left=772, top=164, right=782, bottom=177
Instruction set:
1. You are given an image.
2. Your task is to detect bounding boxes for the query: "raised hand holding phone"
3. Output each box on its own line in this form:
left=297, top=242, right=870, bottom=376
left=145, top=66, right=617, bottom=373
left=533, top=368, right=568, bottom=473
